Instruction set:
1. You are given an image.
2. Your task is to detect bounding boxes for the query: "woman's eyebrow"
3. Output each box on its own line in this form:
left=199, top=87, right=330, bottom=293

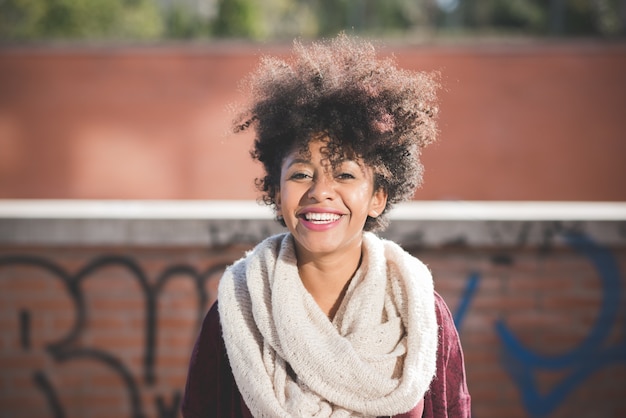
left=284, top=157, right=310, bottom=168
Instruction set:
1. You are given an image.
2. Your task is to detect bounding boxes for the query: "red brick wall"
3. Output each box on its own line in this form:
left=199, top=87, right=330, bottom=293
left=1, top=235, right=625, bottom=418
left=1, top=42, right=626, bottom=201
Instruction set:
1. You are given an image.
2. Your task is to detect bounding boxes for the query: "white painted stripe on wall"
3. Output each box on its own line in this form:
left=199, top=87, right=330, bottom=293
left=1, top=200, right=625, bottom=221
left=390, top=201, right=626, bottom=221
left=0, top=200, right=273, bottom=220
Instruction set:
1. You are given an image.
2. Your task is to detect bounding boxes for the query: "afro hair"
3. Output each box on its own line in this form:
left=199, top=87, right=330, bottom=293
left=234, top=33, right=439, bottom=231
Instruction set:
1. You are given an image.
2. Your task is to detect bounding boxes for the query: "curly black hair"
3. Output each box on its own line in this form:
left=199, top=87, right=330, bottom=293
left=234, top=34, right=439, bottom=231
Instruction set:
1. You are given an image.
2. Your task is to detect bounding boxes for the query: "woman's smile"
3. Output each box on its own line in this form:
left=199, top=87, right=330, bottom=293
left=298, top=208, right=344, bottom=230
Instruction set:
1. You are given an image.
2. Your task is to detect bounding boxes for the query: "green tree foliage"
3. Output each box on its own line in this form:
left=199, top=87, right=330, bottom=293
left=212, top=0, right=263, bottom=39
left=458, top=0, right=624, bottom=37
left=165, top=4, right=211, bottom=39
left=0, top=0, right=623, bottom=42
left=458, top=0, right=547, bottom=33
left=0, top=0, right=163, bottom=40
left=562, top=0, right=624, bottom=36
left=0, top=0, right=47, bottom=39
left=312, top=0, right=431, bottom=37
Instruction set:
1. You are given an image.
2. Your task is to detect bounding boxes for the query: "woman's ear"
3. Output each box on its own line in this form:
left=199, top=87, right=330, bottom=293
left=275, top=190, right=282, bottom=217
left=368, top=188, right=388, bottom=218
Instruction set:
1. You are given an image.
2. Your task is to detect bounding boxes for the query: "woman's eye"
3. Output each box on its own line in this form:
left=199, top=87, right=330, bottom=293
left=337, top=172, right=356, bottom=180
left=289, top=172, right=310, bottom=180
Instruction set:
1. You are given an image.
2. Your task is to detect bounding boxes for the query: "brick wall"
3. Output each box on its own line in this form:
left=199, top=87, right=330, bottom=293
left=1, top=42, right=626, bottom=201
left=1, top=216, right=625, bottom=418
left=0, top=245, right=240, bottom=418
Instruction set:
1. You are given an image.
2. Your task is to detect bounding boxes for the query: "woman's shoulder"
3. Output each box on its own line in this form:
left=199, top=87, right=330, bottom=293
left=192, top=301, right=224, bottom=357
left=433, top=292, right=453, bottom=322
left=432, top=291, right=463, bottom=352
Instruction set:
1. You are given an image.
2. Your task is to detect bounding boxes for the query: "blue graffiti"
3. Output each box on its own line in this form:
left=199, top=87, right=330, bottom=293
left=494, top=232, right=626, bottom=418
left=453, top=271, right=481, bottom=329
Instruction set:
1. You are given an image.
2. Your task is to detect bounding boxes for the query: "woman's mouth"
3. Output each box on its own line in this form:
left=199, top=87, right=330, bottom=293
left=302, top=212, right=342, bottom=224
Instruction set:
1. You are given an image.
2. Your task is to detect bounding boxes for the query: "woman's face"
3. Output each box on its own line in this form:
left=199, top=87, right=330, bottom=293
left=276, top=139, right=387, bottom=263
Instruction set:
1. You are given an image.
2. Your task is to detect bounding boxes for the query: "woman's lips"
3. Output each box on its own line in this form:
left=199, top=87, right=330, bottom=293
left=302, top=212, right=342, bottom=223
left=298, top=210, right=344, bottom=230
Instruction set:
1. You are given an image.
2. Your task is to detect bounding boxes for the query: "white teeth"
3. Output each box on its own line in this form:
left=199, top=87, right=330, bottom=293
left=304, top=212, right=341, bottom=222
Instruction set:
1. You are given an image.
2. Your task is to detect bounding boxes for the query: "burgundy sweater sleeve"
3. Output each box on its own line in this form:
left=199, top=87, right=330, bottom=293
left=181, top=302, right=253, bottom=418
left=422, top=293, right=472, bottom=418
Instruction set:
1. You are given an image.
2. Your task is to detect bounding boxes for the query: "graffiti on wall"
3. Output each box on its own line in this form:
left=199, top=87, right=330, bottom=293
left=453, top=231, right=626, bottom=418
left=0, top=254, right=230, bottom=418
left=0, top=224, right=624, bottom=417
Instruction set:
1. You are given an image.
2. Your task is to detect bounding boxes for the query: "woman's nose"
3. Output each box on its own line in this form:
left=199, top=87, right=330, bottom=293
left=307, top=175, right=335, bottom=201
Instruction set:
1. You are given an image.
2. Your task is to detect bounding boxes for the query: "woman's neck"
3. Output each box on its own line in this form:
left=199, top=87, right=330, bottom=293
left=296, top=244, right=363, bottom=320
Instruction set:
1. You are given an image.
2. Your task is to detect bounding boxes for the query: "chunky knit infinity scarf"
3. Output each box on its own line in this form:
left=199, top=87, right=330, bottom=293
left=218, top=232, right=438, bottom=418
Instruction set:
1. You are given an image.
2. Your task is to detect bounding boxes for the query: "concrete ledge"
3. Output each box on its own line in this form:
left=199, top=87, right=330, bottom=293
left=1, top=200, right=625, bottom=247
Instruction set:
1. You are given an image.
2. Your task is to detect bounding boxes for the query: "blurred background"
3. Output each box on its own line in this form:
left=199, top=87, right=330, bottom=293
left=1, top=0, right=626, bottom=200
left=1, top=0, right=626, bottom=42
left=1, top=1, right=625, bottom=417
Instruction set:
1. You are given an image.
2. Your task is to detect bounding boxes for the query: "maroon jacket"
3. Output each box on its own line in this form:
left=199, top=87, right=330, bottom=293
left=182, top=292, right=470, bottom=417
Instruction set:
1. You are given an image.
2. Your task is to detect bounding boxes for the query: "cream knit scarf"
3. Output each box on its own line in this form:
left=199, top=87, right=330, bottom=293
left=218, top=232, right=438, bottom=418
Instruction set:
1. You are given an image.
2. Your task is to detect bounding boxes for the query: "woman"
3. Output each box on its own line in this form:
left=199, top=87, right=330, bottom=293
left=182, top=34, right=470, bottom=417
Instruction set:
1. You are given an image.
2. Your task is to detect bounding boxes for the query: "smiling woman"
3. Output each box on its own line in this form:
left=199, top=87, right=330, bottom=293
left=182, top=34, right=471, bottom=418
